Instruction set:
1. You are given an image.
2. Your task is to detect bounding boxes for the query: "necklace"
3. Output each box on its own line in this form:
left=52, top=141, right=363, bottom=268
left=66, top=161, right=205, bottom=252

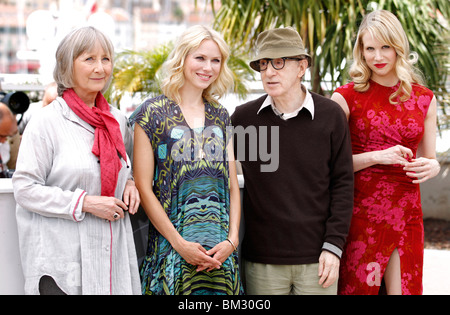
left=178, top=100, right=207, bottom=161
left=194, top=126, right=206, bottom=160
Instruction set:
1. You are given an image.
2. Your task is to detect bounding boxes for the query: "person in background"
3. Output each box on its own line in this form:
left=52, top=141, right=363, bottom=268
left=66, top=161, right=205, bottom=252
left=18, top=82, right=58, bottom=134
left=5, top=83, right=58, bottom=170
left=331, top=10, right=440, bottom=295
left=231, top=27, right=354, bottom=295
left=132, top=25, right=243, bottom=295
left=12, top=26, right=141, bottom=295
left=0, top=102, right=18, bottom=176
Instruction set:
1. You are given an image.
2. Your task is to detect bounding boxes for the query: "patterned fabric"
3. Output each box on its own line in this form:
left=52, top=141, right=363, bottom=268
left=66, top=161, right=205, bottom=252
left=132, top=95, right=243, bottom=295
left=335, top=80, right=434, bottom=295
left=63, top=89, right=127, bottom=197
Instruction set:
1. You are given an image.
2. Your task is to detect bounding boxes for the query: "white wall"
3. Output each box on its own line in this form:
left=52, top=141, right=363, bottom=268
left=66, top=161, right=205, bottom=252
left=0, top=179, right=25, bottom=294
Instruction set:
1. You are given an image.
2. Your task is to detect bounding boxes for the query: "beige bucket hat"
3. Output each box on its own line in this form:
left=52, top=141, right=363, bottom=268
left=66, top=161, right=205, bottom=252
left=249, top=27, right=312, bottom=72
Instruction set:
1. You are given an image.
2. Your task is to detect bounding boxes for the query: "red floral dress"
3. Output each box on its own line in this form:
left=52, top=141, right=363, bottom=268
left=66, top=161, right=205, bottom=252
left=335, top=80, right=434, bottom=295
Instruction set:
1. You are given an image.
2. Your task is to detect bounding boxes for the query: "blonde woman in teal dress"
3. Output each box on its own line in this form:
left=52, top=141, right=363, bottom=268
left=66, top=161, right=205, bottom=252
left=132, top=25, right=243, bottom=295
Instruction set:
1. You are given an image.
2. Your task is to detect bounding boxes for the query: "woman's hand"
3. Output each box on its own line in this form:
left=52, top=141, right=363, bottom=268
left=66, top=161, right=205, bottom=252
left=404, top=158, right=440, bottom=184
left=196, top=240, right=237, bottom=272
left=82, top=179, right=140, bottom=221
left=123, top=179, right=140, bottom=215
left=353, top=144, right=414, bottom=172
left=374, top=144, right=414, bottom=166
left=173, top=239, right=222, bottom=272
left=82, top=195, right=128, bottom=221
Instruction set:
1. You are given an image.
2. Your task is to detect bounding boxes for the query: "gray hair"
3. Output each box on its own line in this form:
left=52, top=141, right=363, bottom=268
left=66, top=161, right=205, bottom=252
left=53, top=26, right=115, bottom=96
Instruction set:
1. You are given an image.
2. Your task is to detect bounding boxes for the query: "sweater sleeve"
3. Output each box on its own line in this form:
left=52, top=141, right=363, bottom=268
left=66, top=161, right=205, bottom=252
left=12, top=112, right=87, bottom=222
left=322, top=102, right=354, bottom=256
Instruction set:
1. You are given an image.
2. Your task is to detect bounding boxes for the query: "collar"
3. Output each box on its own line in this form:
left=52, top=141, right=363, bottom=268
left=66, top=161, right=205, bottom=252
left=56, top=96, right=95, bottom=133
left=257, top=84, right=315, bottom=120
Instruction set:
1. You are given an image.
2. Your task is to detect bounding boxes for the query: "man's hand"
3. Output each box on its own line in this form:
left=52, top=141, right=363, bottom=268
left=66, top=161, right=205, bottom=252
left=318, top=251, right=340, bottom=288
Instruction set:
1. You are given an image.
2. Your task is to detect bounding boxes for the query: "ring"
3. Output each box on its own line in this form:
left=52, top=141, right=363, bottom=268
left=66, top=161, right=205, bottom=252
left=113, top=213, right=119, bottom=220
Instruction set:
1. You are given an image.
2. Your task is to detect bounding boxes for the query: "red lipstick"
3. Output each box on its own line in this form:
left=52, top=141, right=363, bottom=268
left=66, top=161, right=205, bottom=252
left=375, top=63, right=387, bottom=69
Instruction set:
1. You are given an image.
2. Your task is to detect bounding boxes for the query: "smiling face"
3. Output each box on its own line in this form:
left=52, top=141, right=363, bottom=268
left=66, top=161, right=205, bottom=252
left=361, top=32, right=398, bottom=85
left=182, top=39, right=222, bottom=93
left=72, top=40, right=112, bottom=105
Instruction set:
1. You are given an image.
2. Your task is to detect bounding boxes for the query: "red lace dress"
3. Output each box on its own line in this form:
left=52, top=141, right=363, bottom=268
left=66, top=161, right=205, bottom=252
left=335, top=80, right=434, bottom=295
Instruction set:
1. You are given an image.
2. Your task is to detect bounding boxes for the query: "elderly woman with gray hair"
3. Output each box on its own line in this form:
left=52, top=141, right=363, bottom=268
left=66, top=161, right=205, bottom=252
left=12, top=26, right=140, bottom=295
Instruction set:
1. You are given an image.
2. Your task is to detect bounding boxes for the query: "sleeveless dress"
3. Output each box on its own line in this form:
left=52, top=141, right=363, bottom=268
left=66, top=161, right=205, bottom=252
left=132, top=95, right=243, bottom=295
left=335, top=80, right=434, bottom=295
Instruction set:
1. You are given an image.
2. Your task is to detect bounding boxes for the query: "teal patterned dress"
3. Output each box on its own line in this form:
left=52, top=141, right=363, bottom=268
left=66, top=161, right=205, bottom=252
left=132, top=95, right=243, bottom=295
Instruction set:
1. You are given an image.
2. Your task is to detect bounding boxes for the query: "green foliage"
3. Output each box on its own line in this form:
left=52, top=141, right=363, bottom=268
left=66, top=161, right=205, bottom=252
left=213, top=0, right=447, bottom=89
left=105, top=43, right=172, bottom=106
left=106, top=42, right=254, bottom=107
left=107, top=1, right=449, bottom=130
left=210, top=0, right=449, bottom=128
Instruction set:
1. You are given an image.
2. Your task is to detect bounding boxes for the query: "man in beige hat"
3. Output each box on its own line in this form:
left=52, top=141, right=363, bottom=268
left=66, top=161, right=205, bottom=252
left=231, top=27, right=354, bottom=295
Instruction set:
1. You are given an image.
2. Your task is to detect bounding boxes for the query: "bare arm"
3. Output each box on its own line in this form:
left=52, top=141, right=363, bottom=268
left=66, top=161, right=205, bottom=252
left=226, top=142, right=241, bottom=248
left=133, top=124, right=221, bottom=270
left=403, top=96, right=440, bottom=183
left=331, top=92, right=413, bottom=172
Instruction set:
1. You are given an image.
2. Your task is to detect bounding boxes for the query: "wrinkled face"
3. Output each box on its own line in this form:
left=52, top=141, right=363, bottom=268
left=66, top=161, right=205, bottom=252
left=72, top=40, right=112, bottom=99
left=260, top=57, right=307, bottom=98
left=0, top=112, right=17, bottom=143
left=361, top=32, right=398, bottom=84
left=183, top=39, right=222, bottom=92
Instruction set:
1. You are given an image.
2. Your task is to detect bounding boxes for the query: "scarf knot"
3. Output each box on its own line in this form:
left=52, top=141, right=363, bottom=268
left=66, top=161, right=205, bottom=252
left=63, top=89, right=127, bottom=197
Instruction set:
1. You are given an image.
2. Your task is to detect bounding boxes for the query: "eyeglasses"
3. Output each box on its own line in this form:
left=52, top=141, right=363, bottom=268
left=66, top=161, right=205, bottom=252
left=256, top=57, right=303, bottom=72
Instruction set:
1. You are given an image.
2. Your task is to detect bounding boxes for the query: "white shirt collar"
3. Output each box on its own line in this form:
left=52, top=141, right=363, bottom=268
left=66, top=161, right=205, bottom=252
left=257, top=84, right=315, bottom=120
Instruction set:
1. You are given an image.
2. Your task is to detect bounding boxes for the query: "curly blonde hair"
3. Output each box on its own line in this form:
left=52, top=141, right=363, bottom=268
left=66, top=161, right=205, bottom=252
left=349, top=10, right=423, bottom=104
left=161, top=25, right=234, bottom=105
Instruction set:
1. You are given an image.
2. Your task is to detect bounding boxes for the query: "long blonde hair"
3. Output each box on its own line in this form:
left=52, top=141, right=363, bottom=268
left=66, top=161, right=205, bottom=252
left=350, top=10, right=423, bottom=104
left=161, top=25, right=234, bottom=105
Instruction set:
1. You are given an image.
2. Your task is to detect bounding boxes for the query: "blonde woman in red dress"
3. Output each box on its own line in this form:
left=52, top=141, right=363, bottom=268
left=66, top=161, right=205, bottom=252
left=331, top=10, right=441, bottom=295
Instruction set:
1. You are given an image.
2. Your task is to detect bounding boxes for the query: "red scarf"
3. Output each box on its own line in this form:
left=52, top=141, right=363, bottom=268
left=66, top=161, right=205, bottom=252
left=63, top=89, right=127, bottom=197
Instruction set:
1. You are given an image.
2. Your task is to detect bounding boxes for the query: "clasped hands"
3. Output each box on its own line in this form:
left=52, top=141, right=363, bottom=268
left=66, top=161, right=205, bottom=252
left=175, top=239, right=236, bottom=272
left=377, top=145, right=440, bottom=184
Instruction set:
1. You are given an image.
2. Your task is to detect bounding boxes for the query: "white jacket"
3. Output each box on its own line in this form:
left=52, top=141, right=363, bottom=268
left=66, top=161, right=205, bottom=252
left=12, top=97, right=140, bottom=295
